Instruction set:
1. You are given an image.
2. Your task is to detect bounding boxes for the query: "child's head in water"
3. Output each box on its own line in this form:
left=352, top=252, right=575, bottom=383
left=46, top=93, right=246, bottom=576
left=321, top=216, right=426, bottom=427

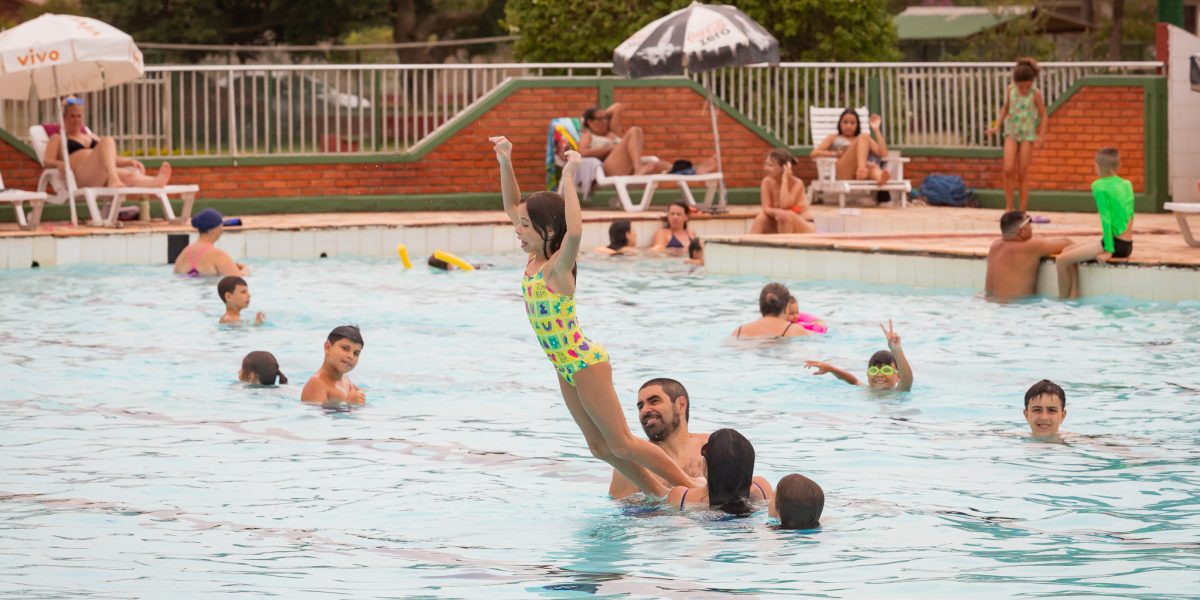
left=774, top=473, right=824, bottom=530
left=607, top=219, right=635, bottom=251
left=324, top=325, right=364, bottom=376
left=867, top=350, right=900, bottom=389
left=239, top=351, right=287, bottom=385
left=687, top=237, right=704, bottom=264
left=1012, top=57, right=1039, bottom=93
left=704, top=428, right=757, bottom=516
left=218, top=276, right=250, bottom=312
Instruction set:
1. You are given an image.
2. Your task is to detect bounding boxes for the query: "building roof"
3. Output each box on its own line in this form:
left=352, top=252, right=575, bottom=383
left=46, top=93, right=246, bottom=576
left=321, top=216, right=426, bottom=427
left=895, top=6, right=1092, bottom=41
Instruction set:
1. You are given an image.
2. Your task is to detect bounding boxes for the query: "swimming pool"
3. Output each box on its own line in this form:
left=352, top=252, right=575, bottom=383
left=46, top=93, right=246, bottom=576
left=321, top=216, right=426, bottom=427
left=1, top=256, right=1197, bottom=598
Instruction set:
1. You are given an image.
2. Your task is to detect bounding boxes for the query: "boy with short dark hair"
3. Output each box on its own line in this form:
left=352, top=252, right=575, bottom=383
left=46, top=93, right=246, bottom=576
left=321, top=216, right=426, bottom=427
left=1023, top=379, right=1067, bottom=439
left=300, top=325, right=366, bottom=404
left=1054, top=148, right=1135, bottom=299
left=805, top=320, right=913, bottom=391
left=217, top=275, right=265, bottom=325
left=770, top=473, right=824, bottom=530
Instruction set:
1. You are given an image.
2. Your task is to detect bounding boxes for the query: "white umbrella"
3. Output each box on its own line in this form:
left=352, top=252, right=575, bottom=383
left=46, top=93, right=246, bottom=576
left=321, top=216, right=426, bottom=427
left=614, top=2, right=780, bottom=211
left=0, top=14, right=144, bottom=224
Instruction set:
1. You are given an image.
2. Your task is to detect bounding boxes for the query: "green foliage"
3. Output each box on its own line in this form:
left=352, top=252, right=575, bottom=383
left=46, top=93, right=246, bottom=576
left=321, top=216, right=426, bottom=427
left=80, top=0, right=387, bottom=46
left=949, top=1, right=1053, bottom=61
left=506, top=0, right=899, bottom=64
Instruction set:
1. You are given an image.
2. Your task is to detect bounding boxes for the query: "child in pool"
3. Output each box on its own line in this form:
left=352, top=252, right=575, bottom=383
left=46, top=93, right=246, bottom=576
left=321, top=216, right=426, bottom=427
left=300, top=325, right=366, bottom=404
left=685, top=237, right=704, bottom=266
left=986, top=57, right=1047, bottom=212
left=784, top=297, right=826, bottom=334
left=238, top=351, right=287, bottom=385
left=593, top=219, right=638, bottom=255
left=769, top=473, right=824, bottom=529
left=805, top=320, right=913, bottom=391
left=217, top=276, right=265, bottom=325
left=491, top=135, right=699, bottom=494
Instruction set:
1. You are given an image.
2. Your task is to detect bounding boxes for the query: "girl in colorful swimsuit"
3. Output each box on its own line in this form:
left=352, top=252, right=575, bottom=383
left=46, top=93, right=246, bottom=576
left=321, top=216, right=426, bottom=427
left=492, top=136, right=699, bottom=494
left=987, top=57, right=1047, bottom=212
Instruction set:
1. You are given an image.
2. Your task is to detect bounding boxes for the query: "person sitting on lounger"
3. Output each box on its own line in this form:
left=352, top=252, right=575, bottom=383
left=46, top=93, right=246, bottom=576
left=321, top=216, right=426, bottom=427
left=579, top=103, right=671, bottom=176
left=42, top=97, right=172, bottom=189
left=811, top=109, right=890, bottom=185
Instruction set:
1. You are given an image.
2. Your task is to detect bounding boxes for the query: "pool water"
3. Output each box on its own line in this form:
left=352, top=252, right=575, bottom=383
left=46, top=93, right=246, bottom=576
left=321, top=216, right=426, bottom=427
left=1, top=255, right=1198, bottom=598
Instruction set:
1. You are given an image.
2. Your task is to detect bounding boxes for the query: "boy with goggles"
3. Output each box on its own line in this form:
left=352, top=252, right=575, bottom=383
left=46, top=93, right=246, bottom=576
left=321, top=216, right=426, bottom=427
left=805, top=320, right=913, bottom=391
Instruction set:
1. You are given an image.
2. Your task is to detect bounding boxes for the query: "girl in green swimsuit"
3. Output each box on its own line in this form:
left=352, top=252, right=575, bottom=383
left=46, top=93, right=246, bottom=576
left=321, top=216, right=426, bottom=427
left=492, top=135, right=699, bottom=498
left=987, top=58, right=1048, bottom=212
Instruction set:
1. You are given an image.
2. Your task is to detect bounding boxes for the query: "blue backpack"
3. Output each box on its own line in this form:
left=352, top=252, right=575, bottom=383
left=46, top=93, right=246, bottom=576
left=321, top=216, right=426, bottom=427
left=918, top=174, right=975, bottom=207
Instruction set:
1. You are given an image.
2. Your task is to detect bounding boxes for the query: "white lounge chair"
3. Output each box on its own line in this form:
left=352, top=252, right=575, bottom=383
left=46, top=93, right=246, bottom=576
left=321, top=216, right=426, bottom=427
left=29, top=125, right=199, bottom=227
left=0, top=173, right=49, bottom=230
left=1164, top=202, right=1200, bottom=248
left=808, top=106, right=912, bottom=213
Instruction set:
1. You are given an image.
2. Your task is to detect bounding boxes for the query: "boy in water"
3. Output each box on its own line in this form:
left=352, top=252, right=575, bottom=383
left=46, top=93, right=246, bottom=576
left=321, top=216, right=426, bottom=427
left=217, top=276, right=265, bottom=325
left=804, top=320, right=913, bottom=391
left=770, top=473, right=824, bottom=530
left=1054, top=148, right=1135, bottom=299
left=300, top=325, right=366, bottom=404
left=1023, top=379, right=1066, bottom=440
left=238, top=351, right=287, bottom=385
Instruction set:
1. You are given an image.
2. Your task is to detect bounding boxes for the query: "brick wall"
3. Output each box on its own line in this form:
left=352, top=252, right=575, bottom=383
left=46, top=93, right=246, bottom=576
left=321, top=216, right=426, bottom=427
left=903, top=86, right=1147, bottom=193
left=0, top=83, right=1147, bottom=202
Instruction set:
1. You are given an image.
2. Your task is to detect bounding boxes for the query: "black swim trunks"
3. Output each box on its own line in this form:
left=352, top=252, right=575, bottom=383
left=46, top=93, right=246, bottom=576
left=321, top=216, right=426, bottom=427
left=1112, top=238, right=1132, bottom=259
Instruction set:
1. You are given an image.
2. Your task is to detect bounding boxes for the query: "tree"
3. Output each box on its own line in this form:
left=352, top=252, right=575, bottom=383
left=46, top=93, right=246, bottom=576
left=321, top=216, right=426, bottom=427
left=384, top=0, right=507, bottom=62
left=505, top=0, right=899, bottom=64
left=950, top=1, right=1054, bottom=61
left=81, top=0, right=387, bottom=46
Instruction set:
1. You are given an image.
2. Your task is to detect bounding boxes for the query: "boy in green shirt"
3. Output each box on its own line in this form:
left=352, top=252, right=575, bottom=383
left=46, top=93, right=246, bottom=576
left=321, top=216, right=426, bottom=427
left=1055, top=148, right=1135, bottom=299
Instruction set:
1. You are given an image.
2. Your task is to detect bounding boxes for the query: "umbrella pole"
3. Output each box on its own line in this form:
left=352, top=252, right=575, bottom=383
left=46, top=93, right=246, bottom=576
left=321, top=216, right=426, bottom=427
left=52, top=66, right=78, bottom=227
left=708, top=90, right=726, bottom=212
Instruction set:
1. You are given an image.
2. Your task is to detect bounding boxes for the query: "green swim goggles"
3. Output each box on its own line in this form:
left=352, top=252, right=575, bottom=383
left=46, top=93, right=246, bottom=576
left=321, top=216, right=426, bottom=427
left=868, top=365, right=896, bottom=376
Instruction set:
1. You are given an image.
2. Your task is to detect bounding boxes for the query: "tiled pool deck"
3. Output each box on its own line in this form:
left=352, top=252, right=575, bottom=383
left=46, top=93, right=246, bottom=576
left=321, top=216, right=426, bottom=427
left=3, top=205, right=1198, bottom=300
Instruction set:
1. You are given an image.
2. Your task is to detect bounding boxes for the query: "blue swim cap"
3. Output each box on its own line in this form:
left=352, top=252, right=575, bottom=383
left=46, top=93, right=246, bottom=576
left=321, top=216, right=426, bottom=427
left=191, top=208, right=223, bottom=232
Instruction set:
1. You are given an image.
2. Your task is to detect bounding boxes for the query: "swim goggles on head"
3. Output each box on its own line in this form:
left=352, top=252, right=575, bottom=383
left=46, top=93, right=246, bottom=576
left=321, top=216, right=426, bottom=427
left=868, top=365, right=896, bottom=376
left=64, top=97, right=85, bottom=106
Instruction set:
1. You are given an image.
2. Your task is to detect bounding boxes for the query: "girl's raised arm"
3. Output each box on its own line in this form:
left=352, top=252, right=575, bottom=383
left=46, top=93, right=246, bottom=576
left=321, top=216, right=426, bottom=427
left=548, top=150, right=583, bottom=279
left=491, top=136, right=521, bottom=225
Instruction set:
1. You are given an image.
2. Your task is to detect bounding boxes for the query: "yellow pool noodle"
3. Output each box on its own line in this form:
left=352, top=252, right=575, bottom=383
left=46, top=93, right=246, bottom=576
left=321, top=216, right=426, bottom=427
left=396, top=244, right=412, bottom=269
left=432, top=249, right=475, bottom=271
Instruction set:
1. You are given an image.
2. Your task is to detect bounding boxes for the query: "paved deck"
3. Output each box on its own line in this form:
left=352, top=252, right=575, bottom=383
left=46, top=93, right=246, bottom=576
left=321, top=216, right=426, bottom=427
left=3, top=204, right=1197, bottom=268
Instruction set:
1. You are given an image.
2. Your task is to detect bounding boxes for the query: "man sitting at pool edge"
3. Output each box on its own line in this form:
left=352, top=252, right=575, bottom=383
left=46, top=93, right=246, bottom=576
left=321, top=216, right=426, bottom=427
left=609, top=378, right=710, bottom=499
left=985, top=211, right=1072, bottom=302
left=1024, top=379, right=1066, bottom=440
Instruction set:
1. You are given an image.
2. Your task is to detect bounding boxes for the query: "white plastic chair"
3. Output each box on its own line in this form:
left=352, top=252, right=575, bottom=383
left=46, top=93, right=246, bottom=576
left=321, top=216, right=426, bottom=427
left=808, top=106, right=912, bottom=212
left=30, top=125, right=199, bottom=227
left=0, top=172, right=49, bottom=230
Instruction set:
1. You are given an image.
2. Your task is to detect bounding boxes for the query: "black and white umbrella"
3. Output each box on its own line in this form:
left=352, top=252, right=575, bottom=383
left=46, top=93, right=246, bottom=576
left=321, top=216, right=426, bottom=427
left=613, top=2, right=780, bottom=210
left=614, top=2, right=779, bottom=78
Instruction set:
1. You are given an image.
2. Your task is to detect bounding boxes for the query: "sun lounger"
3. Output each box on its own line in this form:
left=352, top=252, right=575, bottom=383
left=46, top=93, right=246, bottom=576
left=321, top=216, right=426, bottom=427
left=547, top=117, right=723, bottom=212
left=808, top=106, right=912, bottom=213
left=1164, top=202, right=1200, bottom=247
left=0, top=173, right=50, bottom=230
left=29, top=125, right=199, bottom=227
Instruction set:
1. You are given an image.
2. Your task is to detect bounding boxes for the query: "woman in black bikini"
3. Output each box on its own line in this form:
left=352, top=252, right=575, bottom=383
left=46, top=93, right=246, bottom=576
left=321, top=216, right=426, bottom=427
left=42, top=97, right=172, bottom=189
left=650, top=201, right=697, bottom=253
left=731, top=283, right=810, bottom=338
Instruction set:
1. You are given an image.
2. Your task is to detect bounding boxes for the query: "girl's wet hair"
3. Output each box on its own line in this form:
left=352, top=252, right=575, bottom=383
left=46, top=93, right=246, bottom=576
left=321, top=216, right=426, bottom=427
left=607, top=219, right=632, bottom=251
left=687, top=237, right=703, bottom=259
left=767, top=148, right=795, bottom=167
left=242, top=351, right=287, bottom=385
left=523, top=191, right=577, bottom=277
left=1013, top=57, right=1039, bottom=82
left=759, top=282, right=792, bottom=316
left=838, top=108, right=861, bottom=137
left=705, top=428, right=757, bottom=516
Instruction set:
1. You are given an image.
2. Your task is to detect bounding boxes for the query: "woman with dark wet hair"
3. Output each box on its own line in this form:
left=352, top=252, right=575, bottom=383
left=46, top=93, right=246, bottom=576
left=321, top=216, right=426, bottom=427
left=731, top=283, right=810, bottom=338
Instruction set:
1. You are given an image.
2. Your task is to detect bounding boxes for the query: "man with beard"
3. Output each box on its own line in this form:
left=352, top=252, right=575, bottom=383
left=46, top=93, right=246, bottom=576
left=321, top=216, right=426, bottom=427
left=609, top=378, right=710, bottom=499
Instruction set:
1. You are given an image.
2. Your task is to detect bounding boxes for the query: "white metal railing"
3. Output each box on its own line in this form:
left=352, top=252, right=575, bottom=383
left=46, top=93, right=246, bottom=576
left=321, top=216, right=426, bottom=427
left=0, top=61, right=1158, bottom=159
left=696, top=62, right=1162, bottom=148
